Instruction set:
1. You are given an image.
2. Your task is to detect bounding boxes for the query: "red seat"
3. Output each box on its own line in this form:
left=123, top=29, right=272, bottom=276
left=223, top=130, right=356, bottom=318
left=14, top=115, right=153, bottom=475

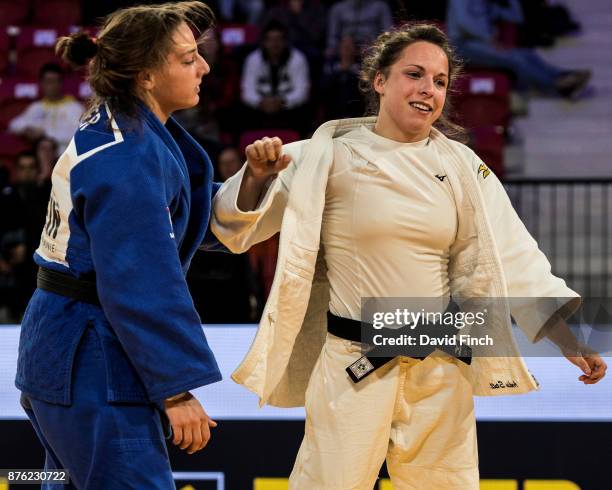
left=470, top=126, right=504, bottom=178
left=0, top=77, right=40, bottom=130
left=453, top=71, right=511, bottom=129
left=15, top=26, right=68, bottom=77
left=220, top=24, right=259, bottom=48
left=32, top=0, right=81, bottom=26
left=239, top=128, right=300, bottom=154
left=0, top=1, right=31, bottom=26
left=0, top=132, right=32, bottom=180
left=497, top=21, right=519, bottom=49
left=64, top=74, right=92, bottom=101
left=0, top=28, right=9, bottom=75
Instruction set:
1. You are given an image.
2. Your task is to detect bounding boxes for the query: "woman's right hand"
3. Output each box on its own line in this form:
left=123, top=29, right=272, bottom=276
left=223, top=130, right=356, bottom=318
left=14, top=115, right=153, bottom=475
left=164, top=392, right=217, bottom=454
left=245, top=136, right=292, bottom=180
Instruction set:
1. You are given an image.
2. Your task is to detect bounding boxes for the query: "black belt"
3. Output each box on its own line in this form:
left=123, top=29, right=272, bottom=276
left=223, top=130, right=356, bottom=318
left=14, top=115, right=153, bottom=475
left=327, top=311, right=471, bottom=383
left=37, top=267, right=101, bottom=306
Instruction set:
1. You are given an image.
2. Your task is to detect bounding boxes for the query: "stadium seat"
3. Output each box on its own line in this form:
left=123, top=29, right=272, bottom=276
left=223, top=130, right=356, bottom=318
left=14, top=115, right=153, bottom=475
left=497, top=21, right=519, bottom=49
left=239, top=128, right=300, bottom=154
left=15, top=26, right=68, bottom=78
left=32, top=0, right=81, bottom=26
left=0, top=77, right=39, bottom=130
left=0, top=1, right=31, bottom=26
left=220, top=24, right=259, bottom=48
left=64, top=75, right=92, bottom=101
left=0, top=28, right=9, bottom=75
left=0, top=132, right=32, bottom=180
left=470, top=126, right=505, bottom=178
left=453, top=71, right=511, bottom=130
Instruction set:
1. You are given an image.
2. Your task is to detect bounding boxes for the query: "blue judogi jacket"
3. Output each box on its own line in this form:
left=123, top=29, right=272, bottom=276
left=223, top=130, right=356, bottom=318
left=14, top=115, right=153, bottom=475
left=16, top=103, right=222, bottom=405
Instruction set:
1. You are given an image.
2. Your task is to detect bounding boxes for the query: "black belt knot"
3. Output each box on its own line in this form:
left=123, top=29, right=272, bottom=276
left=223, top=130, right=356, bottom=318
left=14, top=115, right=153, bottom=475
left=326, top=311, right=471, bottom=383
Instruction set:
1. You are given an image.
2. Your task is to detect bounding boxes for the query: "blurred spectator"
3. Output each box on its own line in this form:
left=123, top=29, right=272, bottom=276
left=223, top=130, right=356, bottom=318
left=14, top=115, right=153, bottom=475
left=0, top=165, right=9, bottom=188
left=8, top=63, right=84, bottom=153
left=174, top=28, right=240, bottom=143
left=10, top=152, right=50, bottom=254
left=0, top=152, right=50, bottom=322
left=240, top=20, right=311, bottom=134
left=248, top=232, right=279, bottom=300
left=518, top=0, right=580, bottom=47
left=261, top=0, right=328, bottom=61
left=82, top=1, right=221, bottom=26
left=326, top=0, right=393, bottom=58
left=34, top=136, right=59, bottom=186
left=391, top=0, right=447, bottom=23
left=215, top=147, right=281, bottom=300
left=219, top=0, right=263, bottom=23
left=216, top=146, right=243, bottom=181
left=321, top=36, right=364, bottom=120
left=187, top=146, right=261, bottom=323
left=200, top=28, right=241, bottom=135
left=447, top=0, right=591, bottom=99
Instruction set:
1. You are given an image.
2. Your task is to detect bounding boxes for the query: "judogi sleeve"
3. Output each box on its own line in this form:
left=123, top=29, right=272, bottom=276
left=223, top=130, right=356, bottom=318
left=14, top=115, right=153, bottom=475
left=200, top=181, right=229, bottom=252
left=473, top=155, right=581, bottom=342
left=211, top=140, right=305, bottom=253
left=77, top=154, right=221, bottom=401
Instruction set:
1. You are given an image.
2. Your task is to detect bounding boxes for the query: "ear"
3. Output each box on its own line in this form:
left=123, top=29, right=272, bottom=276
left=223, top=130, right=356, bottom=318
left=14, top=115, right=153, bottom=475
left=136, top=70, right=156, bottom=91
left=373, top=71, right=385, bottom=96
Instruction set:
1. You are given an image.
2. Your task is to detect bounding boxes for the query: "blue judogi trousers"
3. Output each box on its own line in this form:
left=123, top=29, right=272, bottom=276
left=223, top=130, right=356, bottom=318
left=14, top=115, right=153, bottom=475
left=21, top=326, right=176, bottom=489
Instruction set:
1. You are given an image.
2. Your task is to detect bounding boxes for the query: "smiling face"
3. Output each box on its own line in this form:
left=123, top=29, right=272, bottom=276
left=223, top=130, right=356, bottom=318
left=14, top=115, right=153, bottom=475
left=373, top=41, right=449, bottom=142
left=142, top=22, right=210, bottom=123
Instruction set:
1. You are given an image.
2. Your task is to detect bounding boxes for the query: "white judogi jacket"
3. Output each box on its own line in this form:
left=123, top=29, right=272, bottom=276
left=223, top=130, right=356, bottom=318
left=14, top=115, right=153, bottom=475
left=212, top=117, right=579, bottom=407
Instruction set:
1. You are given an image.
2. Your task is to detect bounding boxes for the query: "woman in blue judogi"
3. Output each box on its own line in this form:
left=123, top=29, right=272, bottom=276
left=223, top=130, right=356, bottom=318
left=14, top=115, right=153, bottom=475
left=15, top=2, right=223, bottom=488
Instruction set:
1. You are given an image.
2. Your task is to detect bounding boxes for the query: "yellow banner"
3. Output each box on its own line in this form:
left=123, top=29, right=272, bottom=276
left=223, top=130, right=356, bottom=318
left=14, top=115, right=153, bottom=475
left=253, top=478, right=581, bottom=490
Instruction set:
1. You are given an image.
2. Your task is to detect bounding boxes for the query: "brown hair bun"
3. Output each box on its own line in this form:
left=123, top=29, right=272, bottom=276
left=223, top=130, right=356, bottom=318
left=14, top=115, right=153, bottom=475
left=56, top=32, right=98, bottom=68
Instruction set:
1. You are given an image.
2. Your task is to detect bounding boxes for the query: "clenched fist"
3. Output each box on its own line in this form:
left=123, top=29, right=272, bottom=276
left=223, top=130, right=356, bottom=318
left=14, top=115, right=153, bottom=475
left=245, top=136, right=292, bottom=180
left=237, top=136, right=293, bottom=211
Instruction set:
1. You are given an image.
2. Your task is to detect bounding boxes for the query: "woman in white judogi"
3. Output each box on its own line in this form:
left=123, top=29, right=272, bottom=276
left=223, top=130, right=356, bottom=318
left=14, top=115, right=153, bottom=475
left=212, top=24, right=607, bottom=490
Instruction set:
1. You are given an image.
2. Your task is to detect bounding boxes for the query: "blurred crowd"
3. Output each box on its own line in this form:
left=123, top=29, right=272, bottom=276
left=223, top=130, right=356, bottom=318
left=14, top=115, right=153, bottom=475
left=0, top=0, right=588, bottom=323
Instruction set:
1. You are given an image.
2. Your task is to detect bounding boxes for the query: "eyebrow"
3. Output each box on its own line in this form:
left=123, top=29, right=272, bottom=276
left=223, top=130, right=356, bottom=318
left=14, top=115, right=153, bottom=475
left=179, top=47, right=198, bottom=56
left=404, top=64, right=448, bottom=78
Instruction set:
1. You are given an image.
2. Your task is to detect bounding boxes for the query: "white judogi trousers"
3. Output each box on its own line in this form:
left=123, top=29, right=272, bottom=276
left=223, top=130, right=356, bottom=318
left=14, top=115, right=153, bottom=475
left=289, top=334, right=479, bottom=490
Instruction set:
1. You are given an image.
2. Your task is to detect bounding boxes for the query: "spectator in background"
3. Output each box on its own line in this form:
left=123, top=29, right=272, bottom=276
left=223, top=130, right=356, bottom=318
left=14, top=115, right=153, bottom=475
left=391, top=0, right=447, bottom=24
left=322, top=35, right=365, bottom=120
left=10, top=152, right=50, bottom=255
left=240, top=20, right=311, bottom=134
left=187, top=146, right=261, bottom=323
left=33, top=136, right=58, bottom=186
left=326, top=0, right=392, bottom=58
left=218, top=0, right=263, bottom=23
left=0, top=167, right=8, bottom=188
left=0, top=152, right=49, bottom=322
left=216, top=146, right=243, bottom=181
left=9, top=63, right=84, bottom=153
left=446, top=0, right=591, bottom=99
left=261, top=0, right=328, bottom=62
left=518, top=0, right=580, bottom=47
left=200, top=28, right=240, bottom=138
